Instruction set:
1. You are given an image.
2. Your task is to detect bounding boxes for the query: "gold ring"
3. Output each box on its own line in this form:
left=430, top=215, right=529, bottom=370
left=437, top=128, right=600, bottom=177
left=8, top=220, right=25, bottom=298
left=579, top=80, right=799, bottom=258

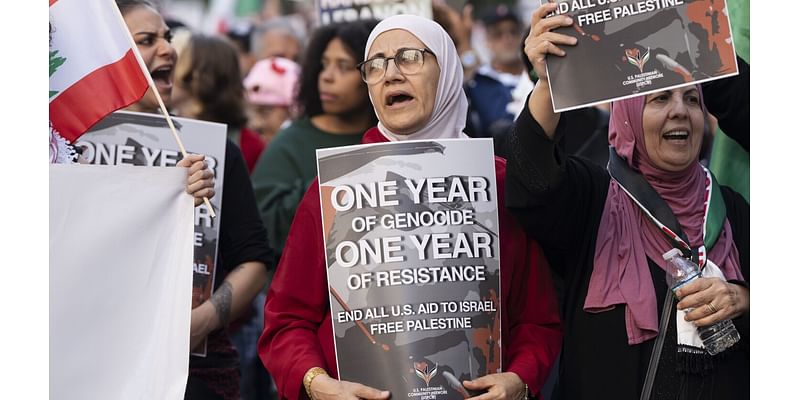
left=706, top=303, right=718, bottom=314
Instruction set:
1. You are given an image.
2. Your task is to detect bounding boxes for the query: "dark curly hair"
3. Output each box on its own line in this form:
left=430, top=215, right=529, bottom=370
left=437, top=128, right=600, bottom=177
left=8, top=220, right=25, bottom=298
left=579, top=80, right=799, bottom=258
left=176, top=34, right=247, bottom=129
left=298, top=20, right=379, bottom=120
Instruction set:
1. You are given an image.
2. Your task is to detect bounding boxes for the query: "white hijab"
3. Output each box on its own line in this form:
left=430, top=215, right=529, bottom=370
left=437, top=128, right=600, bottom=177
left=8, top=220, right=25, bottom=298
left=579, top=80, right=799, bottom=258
left=364, top=15, right=469, bottom=141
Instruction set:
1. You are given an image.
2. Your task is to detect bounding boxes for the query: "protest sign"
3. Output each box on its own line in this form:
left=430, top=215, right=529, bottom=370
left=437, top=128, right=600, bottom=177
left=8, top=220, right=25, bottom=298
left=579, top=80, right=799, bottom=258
left=76, top=111, right=227, bottom=357
left=543, top=0, right=738, bottom=112
left=50, top=164, right=194, bottom=400
left=315, top=0, right=432, bottom=26
left=317, top=139, right=500, bottom=399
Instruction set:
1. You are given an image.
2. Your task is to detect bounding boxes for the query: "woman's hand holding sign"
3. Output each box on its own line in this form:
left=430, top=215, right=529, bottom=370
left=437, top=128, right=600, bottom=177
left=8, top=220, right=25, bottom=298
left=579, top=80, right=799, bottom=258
left=177, top=153, right=215, bottom=206
left=309, top=374, right=389, bottom=400
left=463, top=372, right=527, bottom=400
left=525, top=2, right=576, bottom=84
left=524, top=2, right=577, bottom=138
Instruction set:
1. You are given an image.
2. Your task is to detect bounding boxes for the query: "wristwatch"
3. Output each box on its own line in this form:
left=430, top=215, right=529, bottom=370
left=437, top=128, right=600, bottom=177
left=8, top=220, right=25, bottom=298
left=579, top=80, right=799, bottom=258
left=303, top=367, right=328, bottom=399
left=460, top=50, right=478, bottom=69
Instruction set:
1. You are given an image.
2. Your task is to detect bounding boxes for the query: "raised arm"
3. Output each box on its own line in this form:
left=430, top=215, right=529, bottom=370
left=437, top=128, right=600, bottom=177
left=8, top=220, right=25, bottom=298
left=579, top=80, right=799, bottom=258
left=523, top=2, right=576, bottom=138
left=505, top=4, right=609, bottom=259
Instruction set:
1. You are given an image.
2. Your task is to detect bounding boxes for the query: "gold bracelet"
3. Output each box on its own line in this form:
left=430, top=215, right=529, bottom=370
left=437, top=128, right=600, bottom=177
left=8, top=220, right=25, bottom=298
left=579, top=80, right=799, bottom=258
left=303, top=367, right=328, bottom=399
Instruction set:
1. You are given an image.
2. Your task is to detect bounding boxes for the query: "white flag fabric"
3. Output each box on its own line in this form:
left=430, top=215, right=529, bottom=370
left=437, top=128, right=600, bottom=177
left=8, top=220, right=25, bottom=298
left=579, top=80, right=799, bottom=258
left=50, top=164, right=194, bottom=400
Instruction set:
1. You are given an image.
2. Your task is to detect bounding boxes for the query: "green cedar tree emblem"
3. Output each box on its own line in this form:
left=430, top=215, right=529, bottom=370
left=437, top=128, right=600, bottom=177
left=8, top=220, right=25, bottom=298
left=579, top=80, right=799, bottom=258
left=50, top=49, right=66, bottom=98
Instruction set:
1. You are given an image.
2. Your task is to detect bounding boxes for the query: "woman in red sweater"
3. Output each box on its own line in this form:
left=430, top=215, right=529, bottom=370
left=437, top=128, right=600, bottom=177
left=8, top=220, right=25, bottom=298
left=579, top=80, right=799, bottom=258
left=258, top=15, right=562, bottom=400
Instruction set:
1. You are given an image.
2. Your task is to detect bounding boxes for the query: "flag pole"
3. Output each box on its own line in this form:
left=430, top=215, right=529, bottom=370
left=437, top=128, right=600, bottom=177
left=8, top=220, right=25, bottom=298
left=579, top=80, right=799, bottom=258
left=108, top=0, right=216, bottom=218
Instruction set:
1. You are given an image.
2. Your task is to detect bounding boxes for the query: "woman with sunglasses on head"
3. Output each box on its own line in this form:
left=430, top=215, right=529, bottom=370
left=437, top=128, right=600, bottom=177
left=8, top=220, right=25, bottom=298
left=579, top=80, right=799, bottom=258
left=502, top=4, right=749, bottom=399
left=258, top=15, right=561, bottom=400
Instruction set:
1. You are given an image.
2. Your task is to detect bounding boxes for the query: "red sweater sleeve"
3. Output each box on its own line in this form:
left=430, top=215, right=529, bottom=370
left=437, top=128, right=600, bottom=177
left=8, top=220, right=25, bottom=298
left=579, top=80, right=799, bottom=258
left=258, top=183, right=329, bottom=400
left=504, top=239, right=562, bottom=396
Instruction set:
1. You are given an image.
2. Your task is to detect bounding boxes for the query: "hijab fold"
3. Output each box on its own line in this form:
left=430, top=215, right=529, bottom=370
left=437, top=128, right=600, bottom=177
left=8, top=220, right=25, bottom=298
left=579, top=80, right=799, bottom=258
left=585, top=89, right=744, bottom=345
left=364, top=15, right=468, bottom=141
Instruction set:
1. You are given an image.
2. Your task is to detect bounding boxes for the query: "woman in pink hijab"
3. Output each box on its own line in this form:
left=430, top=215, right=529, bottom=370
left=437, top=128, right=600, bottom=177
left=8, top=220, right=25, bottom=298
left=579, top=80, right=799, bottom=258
left=503, top=4, right=749, bottom=400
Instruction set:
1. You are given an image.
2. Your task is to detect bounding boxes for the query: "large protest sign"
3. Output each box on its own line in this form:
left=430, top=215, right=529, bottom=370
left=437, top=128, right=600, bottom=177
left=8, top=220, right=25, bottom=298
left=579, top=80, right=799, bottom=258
left=316, top=0, right=432, bottom=26
left=76, top=111, right=227, bottom=356
left=317, top=139, right=500, bottom=399
left=50, top=164, right=194, bottom=400
left=543, top=0, right=738, bottom=112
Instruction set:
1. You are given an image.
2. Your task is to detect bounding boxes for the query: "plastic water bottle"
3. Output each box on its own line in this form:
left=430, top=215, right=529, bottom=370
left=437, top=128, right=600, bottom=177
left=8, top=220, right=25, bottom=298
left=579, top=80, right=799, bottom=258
left=662, top=248, right=740, bottom=355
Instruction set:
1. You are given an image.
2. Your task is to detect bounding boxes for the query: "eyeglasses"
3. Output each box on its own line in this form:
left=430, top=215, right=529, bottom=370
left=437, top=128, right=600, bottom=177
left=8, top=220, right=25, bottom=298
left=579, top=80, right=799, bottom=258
left=357, top=48, right=435, bottom=84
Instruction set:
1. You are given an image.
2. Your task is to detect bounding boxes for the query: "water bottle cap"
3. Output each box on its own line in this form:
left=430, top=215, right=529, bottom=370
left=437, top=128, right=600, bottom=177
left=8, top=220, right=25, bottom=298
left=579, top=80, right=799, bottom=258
left=662, top=248, right=682, bottom=260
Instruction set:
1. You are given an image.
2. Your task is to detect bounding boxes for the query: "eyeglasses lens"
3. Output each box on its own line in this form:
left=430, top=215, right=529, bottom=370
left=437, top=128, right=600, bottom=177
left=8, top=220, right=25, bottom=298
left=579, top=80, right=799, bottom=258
left=361, top=49, right=425, bottom=84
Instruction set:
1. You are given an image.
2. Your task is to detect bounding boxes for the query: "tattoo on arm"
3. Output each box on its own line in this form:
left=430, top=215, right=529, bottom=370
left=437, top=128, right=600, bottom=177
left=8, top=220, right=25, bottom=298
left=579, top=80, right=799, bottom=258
left=210, top=281, right=233, bottom=327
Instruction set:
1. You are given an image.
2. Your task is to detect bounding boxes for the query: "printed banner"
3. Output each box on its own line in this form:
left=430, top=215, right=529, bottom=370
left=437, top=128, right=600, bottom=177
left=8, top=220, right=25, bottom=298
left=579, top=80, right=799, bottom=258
left=50, top=164, right=194, bottom=400
left=543, top=0, right=738, bottom=112
left=317, top=139, right=501, bottom=399
left=76, top=111, right=227, bottom=357
left=315, top=0, right=432, bottom=26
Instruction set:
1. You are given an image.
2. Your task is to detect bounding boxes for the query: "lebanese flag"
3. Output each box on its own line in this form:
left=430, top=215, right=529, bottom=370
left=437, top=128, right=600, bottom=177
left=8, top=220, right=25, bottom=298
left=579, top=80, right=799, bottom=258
left=49, top=0, right=149, bottom=143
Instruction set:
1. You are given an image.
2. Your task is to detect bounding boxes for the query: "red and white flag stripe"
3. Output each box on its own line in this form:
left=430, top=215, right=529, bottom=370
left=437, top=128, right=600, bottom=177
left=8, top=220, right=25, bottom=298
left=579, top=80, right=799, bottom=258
left=49, top=0, right=148, bottom=142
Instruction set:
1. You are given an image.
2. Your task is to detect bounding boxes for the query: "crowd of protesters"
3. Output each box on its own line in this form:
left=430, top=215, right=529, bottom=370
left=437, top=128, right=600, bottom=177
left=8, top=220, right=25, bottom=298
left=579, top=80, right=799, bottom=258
left=51, top=0, right=750, bottom=399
